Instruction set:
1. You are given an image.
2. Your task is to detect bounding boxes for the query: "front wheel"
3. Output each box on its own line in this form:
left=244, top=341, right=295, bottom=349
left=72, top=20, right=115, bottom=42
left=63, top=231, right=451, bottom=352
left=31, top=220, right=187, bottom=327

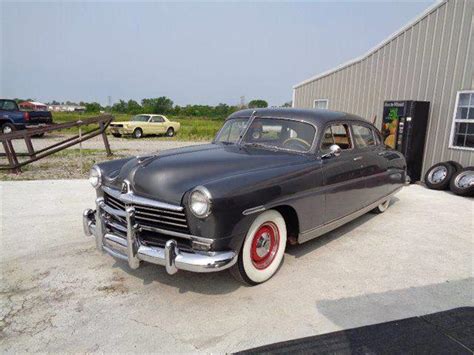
left=230, top=210, right=287, bottom=285
left=132, top=128, right=143, bottom=139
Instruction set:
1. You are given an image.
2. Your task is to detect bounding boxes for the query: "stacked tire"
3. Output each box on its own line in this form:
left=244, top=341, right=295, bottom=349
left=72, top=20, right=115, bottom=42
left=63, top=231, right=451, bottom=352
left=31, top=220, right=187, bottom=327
left=424, top=161, right=474, bottom=197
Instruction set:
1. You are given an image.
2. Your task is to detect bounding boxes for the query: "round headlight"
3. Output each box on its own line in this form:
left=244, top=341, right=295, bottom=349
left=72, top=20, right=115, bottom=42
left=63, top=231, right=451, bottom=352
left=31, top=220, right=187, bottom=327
left=189, top=187, right=211, bottom=218
left=89, top=166, right=102, bottom=189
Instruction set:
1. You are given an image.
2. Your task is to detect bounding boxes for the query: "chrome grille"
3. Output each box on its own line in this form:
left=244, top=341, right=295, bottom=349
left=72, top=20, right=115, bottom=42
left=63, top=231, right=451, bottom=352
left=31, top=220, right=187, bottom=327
left=103, top=191, right=189, bottom=234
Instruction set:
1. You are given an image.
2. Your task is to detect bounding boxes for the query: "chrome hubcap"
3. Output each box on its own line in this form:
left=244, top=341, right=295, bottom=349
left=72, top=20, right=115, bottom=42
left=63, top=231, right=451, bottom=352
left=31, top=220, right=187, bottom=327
left=455, top=171, right=474, bottom=189
left=3, top=126, right=12, bottom=134
left=428, top=166, right=447, bottom=184
left=255, top=233, right=271, bottom=258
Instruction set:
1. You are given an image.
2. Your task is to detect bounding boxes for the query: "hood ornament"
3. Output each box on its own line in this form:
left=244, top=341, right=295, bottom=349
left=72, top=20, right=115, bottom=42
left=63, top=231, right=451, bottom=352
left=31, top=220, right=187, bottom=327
left=121, top=180, right=131, bottom=194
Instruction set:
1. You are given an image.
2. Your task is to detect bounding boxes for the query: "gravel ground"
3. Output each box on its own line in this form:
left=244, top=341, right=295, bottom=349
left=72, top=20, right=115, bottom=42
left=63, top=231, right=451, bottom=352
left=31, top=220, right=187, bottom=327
left=1, top=135, right=204, bottom=180
left=0, top=182, right=472, bottom=352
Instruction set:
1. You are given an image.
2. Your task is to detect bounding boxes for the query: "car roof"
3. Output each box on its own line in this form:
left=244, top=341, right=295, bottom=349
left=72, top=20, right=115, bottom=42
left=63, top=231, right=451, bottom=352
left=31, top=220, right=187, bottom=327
left=227, top=108, right=370, bottom=128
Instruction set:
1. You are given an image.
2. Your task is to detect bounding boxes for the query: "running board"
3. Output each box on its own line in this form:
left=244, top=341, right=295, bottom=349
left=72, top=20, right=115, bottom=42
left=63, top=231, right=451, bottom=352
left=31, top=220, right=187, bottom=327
left=298, top=187, right=402, bottom=244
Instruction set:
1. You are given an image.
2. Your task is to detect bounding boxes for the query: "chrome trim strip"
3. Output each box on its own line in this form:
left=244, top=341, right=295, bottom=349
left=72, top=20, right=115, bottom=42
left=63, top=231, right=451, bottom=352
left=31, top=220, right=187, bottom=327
left=134, top=214, right=188, bottom=228
left=105, top=233, right=127, bottom=247
left=106, top=220, right=127, bottom=233
left=299, top=187, right=402, bottom=244
left=102, top=185, right=183, bottom=212
left=99, top=200, right=127, bottom=218
left=242, top=205, right=266, bottom=216
left=139, top=224, right=214, bottom=245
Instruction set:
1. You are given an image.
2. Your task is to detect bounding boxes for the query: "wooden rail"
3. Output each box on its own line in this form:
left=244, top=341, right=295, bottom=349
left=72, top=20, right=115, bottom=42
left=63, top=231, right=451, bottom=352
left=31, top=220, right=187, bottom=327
left=0, top=115, right=113, bottom=174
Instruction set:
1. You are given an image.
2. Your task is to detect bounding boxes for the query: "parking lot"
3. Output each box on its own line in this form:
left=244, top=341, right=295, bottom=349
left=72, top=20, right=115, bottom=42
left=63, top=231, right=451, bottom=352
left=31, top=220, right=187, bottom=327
left=0, top=181, right=472, bottom=352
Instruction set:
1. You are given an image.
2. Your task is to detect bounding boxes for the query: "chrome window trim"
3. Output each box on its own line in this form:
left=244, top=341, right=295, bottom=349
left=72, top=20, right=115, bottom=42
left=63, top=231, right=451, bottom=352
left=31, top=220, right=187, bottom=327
left=319, top=121, right=355, bottom=153
left=350, top=122, right=378, bottom=149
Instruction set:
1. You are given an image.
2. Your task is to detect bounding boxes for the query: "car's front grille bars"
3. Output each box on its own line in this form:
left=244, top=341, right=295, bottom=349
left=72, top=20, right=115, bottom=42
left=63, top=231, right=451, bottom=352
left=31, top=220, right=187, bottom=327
left=103, top=191, right=190, bottom=234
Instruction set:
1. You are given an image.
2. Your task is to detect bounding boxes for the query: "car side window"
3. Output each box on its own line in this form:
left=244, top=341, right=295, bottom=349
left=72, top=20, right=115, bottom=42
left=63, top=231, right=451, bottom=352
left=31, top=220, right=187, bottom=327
left=0, top=100, right=17, bottom=111
left=151, top=116, right=164, bottom=123
left=352, top=125, right=376, bottom=148
left=321, top=124, right=352, bottom=151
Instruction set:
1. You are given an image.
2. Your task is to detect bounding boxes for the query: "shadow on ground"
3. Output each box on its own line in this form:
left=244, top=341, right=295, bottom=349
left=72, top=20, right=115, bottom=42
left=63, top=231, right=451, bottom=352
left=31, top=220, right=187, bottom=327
left=316, top=277, right=474, bottom=330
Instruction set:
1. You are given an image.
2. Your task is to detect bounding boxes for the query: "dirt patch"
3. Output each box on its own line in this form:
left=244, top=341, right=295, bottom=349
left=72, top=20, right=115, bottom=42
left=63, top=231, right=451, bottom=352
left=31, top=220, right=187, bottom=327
left=0, top=149, right=127, bottom=181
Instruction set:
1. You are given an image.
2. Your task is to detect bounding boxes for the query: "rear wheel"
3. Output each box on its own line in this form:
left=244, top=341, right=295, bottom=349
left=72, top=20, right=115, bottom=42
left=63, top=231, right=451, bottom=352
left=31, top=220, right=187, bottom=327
left=166, top=127, right=175, bottom=137
left=371, top=198, right=391, bottom=214
left=132, top=128, right=143, bottom=139
left=230, top=210, right=287, bottom=285
left=424, top=162, right=455, bottom=190
left=445, top=160, right=463, bottom=173
left=449, top=167, right=474, bottom=197
left=1, top=123, right=15, bottom=135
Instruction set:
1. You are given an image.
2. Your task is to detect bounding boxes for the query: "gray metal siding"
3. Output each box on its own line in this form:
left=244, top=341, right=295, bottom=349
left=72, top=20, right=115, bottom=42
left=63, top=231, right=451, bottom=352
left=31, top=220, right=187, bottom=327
left=294, top=0, right=474, bottom=176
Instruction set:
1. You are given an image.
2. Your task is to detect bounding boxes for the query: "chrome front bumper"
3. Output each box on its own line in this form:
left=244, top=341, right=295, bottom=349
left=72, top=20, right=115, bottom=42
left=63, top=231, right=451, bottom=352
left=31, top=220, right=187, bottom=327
left=82, top=201, right=237, bottom=274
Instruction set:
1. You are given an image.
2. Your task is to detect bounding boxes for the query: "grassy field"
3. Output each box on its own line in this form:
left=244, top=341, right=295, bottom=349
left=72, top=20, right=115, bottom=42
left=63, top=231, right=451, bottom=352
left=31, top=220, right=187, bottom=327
left=51, top=112, right=224, bottom=141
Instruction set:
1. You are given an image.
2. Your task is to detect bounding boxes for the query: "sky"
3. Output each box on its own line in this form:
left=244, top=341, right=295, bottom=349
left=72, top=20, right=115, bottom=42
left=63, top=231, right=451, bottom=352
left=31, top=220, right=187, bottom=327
left=1, top=1, right=434, bottom=107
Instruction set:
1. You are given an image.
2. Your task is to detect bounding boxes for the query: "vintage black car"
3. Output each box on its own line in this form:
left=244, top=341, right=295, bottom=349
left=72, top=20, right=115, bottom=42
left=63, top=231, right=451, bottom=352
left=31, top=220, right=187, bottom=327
left=83, top=108, right=407, bottom=285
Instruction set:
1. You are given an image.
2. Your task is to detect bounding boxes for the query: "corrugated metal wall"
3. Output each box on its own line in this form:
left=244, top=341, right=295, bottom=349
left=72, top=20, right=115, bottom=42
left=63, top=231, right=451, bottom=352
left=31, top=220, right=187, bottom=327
left=293, top=0, right=474, bottom=176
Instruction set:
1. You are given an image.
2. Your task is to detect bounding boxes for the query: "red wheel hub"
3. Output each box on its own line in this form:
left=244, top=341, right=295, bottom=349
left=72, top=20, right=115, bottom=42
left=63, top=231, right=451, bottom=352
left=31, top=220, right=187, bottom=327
left=250, top=222, right=280, bottom=270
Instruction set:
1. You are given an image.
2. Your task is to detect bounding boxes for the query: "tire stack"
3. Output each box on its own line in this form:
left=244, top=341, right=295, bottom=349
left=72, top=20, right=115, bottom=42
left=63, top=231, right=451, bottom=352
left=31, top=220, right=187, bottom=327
left=424, top=161, right=474, bottom=197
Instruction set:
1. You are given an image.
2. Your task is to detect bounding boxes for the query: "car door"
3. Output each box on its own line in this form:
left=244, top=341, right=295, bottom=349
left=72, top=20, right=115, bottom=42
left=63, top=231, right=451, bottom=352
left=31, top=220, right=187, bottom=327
left=350, top=123, right=388, bottom=205
left=320, top=122, right=366, bottom=222
left=150, top=116, right=166, bottom=134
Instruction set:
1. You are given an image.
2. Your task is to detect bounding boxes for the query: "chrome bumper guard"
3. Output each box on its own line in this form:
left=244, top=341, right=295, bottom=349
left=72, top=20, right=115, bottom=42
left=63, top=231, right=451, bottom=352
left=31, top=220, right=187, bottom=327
left=82, top=200, right=237, bottom=274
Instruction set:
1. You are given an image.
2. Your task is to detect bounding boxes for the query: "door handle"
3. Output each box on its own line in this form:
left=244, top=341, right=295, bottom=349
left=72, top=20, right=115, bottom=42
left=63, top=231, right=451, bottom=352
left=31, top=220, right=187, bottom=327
left=353, top=156, right=363, bottom=161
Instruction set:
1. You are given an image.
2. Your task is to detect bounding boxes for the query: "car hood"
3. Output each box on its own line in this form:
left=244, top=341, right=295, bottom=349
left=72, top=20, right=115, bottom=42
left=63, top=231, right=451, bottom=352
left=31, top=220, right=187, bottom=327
left=105, top=143, right=309, bottom=205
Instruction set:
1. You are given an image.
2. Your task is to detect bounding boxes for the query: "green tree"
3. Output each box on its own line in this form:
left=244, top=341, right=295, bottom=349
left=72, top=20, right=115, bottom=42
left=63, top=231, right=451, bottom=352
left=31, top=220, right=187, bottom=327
left=112, top=100, right=128, bottom=113
left=127, top=100, right=142, bottom=114
left=248, top=99, right=268, bottom=108
left=85, top=102, right=103, bottom=112
left=141, top=97, right=174, bottom=114
left=281, top=101, right=292, bottom=107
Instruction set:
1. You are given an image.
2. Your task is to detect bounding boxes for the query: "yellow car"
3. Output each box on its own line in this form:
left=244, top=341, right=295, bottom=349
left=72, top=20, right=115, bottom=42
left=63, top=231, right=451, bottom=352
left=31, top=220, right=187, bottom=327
left=109, top=114, right=181, bottom=138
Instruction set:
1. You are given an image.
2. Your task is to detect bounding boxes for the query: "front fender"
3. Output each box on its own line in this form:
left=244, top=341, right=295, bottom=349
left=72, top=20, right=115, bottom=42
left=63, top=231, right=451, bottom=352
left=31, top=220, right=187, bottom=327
left=184, top=158, right=322, bottom=250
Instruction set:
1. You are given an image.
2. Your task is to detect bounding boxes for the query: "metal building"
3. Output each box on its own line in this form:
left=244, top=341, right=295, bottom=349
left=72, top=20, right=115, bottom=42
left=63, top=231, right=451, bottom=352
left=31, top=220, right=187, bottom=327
left=293, top=0, right=474, bottom=177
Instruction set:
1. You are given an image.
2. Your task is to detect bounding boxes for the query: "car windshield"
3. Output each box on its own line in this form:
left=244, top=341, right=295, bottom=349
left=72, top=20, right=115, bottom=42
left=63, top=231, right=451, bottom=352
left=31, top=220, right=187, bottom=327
left=131, top=115, right=149, bottom=122
left=215, top=117, right=316, bottom=153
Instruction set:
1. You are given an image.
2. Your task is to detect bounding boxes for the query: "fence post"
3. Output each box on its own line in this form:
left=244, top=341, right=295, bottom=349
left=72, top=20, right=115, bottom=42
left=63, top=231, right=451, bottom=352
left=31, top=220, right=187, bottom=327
left=100, top=122, right=112, bottom=156
left=4, top=140, right=21, bottom=174
left=24, top=136, right=36, bottom=158
left=78, top=120, right=83, bottom=172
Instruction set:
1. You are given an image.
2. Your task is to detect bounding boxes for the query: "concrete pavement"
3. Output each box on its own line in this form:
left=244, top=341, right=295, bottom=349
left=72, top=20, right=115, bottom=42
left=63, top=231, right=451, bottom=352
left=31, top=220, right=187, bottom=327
left=0, top=181, right=472, bottom=352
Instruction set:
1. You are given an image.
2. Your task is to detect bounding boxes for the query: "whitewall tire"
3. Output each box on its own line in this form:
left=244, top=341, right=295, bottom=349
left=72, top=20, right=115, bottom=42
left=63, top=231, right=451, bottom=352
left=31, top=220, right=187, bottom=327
left=231, top=210, right=287, bottom=285
left=371, top=198, right=390, bottom=214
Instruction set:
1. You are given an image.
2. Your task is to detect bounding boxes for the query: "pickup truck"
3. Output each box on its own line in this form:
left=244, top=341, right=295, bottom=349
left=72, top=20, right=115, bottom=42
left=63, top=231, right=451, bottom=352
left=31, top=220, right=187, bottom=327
left=0, top=99, right=53, bottom=135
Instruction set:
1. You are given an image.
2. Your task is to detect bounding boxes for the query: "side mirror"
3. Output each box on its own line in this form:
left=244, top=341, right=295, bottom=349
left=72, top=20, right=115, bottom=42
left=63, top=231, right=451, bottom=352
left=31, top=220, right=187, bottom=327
left=322, top=144, right=342, bottom=159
